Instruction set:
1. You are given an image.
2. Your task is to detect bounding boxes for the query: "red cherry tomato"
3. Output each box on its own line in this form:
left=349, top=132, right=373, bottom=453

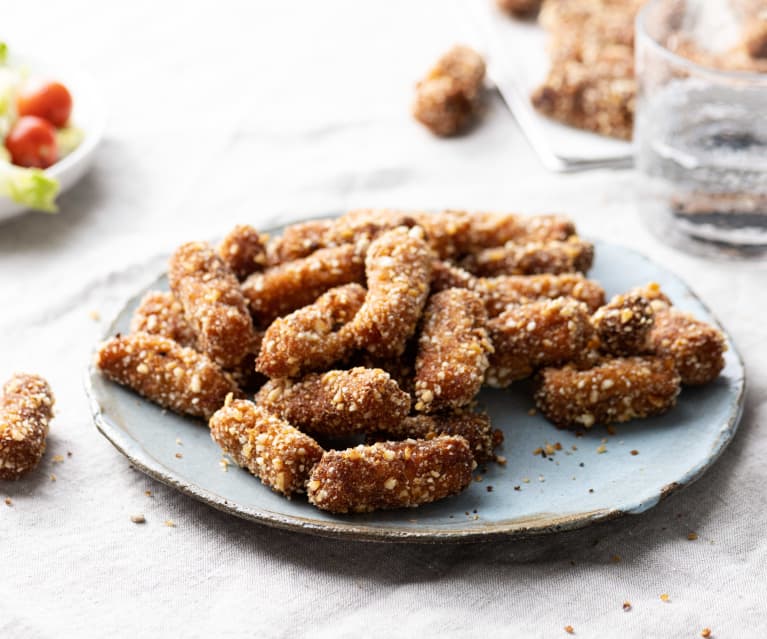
left=5, top=116, right=59, bottom=168
left=17, top=80, right=73, bottom=128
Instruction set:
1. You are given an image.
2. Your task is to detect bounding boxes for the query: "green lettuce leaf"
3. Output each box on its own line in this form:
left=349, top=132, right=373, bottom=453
left=0, top=162, right=59, bottom=212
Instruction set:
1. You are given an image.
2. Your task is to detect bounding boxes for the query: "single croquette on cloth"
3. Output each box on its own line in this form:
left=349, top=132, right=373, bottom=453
left=0, top=373, right=55, bottom=480
left=168, top=241, right=257, bottom=369
left=209, top=398, right=324, bottom=497
left=96, top=332, right=242, bottom=420
left=307, top=436, right=476, bottom=513
left=255, top=367, right=411, bottom=438
left=414, top=288, right=492, bottom=412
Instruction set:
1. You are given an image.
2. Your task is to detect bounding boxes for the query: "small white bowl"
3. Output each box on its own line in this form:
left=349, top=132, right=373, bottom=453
left=0, top=52, right=106, bottom=223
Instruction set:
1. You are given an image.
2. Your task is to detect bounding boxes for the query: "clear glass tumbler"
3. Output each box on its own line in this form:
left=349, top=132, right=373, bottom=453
left=635, top=0, right=767, bottom=257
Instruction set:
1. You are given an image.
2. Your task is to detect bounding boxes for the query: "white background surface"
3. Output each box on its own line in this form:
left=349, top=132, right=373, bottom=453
left=1, top=2, right=766, bottom=637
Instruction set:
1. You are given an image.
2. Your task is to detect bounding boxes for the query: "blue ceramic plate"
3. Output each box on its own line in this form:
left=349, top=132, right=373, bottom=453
left=84, top=232, right=745, bottom=542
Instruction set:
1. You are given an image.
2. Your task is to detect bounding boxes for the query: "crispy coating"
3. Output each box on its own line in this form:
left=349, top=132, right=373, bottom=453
left=0, top=374, right=54, bottom=480
left=411, top=211, right=474, bottom=259
left=496, top=0, right=543, bottom=16
left=414, top=289, right=492, bottom=412
left=209, top=398, right=324, bottom=497
left=477, top=273, right=606, bottom=316
left=129, top=291, right=197, bottom=348
left=255, top=368, right=411, bottom=438
left=370, top=412, right=502, bottom=463
left=462, top=236, right=594, bottom=277
left=744, top=20, right=767, bottom=59
left=328, top=209, right=418, bottom=246
left=486, top=297, right=594, bottom=387
left=412, top=46, right=486, bottom=136
left=431, top=260, right=478, bottom=292
left=242, top=244, right=366, bottom=328
left=96, top=332, right=241, bottom=419
left=168, top=241, right=256, bottom=369
left=343, top=227, right=432, bottom=358
left=592, top=292, right=655, bottom=356
left=218, top=224, right=267, bottom=280
left=266, top=219, right=334, bottom=264
left=464, top=212, right=576, bottom=251
left=256, top=284, right=366, bottom=378
left=535, top=356, right=681, bottom=428
left=648, top=304, right=726, bottom=386
left=307, top=436, right=475, bottom=513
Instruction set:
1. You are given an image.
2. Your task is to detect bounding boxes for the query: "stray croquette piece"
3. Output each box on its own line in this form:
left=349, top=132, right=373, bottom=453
left=307, top=436, right=475, bottom=513
left=414, top=288, right=492, bottom=412
left=486, top=297, right=594, bottom=387
left=534, top=356, right=681, bottom=429
left=342, top=226, right=432, bottom=358
left=0, top=374, right=54, bottom=480
left=496, top=0, right=543, bottom=16
left=209, top=398, right=324, bottom=497
left=218, top=224, right=267, bottom=280
left=242, top=244, right=365, bottom=328
left=255, top=368, right=411, bottom=438
left=168, top=241, right=257, bottom=369
left=256, top=284, right=366, bottom=379
left=648, top=304, right=726, bottom=386
left=461, top=236, right=594, bottom=277
left=96, top=332, right=242, bottom=419
left=592, top=292, right=655, bottom=356
left=129, top=291, right=197, bottom=348
left=413, top=45, right=486, bottom=136
left=370, top=411, right=503, bottom=463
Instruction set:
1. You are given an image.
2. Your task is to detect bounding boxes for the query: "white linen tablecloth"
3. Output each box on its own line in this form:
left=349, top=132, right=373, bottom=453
left=2, top=2, right=766, bottom=637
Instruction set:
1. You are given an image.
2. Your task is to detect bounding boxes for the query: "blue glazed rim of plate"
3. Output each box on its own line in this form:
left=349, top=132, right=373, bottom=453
left=84, top=225, right=746, bottom=543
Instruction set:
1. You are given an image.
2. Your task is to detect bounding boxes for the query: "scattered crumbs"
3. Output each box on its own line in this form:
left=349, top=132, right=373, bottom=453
left=687, top=532, right=699, bottom=541
left=52, top=454, right=64, bottom=463
left=473, top=514, right=480, bottom=520
left=175, top=452, right=183, bottom=459
left=611, top=554, right=621, bottom=563
left=528, top=408, right=537, bottom=416
left=601, top=437, right=608, bottom=444
left=575, top=431, right=583, bottom=438
left=660, top=593, right=670, bottom=603
left=571, top=445, right=578, bottom=451
left=4, top=497, right=12, bottom=507
left=67, top=451, right=73, bottom=457
left=164, top=519, right=176, bottom=528
left=145, top=490, right=152, bottom=497
left=623, top=601, right=632, bottom=612
left=88, top=309, right=101, bottom=321
left=486, top=485, right=494, bottom=493
left=545, top=443, right=556, bottom=455
left=496, top=455, right=507, bottom=465
left=554, top=442, right=562, bottom=450
left=579, top=462, right=585, bottom=467
left=130, top=514, right=146, bottom=524
left=588, top=488, right=594, bottom=493
left=538, top=475, right=545, bottom=482
left=50, top=473, right=57, bottom=482
left=630, top=450, right=639, bottom=456
left=564, top=626, right=574, bottom=635
left=533, top=447, right=543, bottom=456
left=472, top=509, right=477, bottom=514
left=220, top=458, right=231, bottom=472
left=606, top=425, right=617, bottom=436
left=514, top=485, right=521, bottom=491
left=701, top=628, right=711, bottom=638
left=465, top=511, right=470, bottom=516
left=522, top=477, right=531, bottom=484
left=596, top=444, right=607, bottom=454
left=474, top=475, right=484, bottom=482
left=572, top=476, right=577, bottom=480
left=176, top=438, right=183, bottom=446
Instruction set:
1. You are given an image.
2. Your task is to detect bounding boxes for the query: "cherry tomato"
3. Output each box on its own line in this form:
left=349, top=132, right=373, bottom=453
left=17, top=80, right=73, bottom=128
left=5, top=116, right=58, bottom=168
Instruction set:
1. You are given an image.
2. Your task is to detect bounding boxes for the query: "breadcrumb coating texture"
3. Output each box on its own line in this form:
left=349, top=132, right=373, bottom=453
left=256, top=284, right=366, bottom=378
left=129, top=291, right=197, bottom=348
left=412, top=46, right=486, bottom=136
left=535, top=356, right=681, bottom=428
left=255, top=368, right=411, bottom=438
left=486, top=297, right=594, bottom=387
left=463, top=212, right=576, bottom=251
left=462, top=236, right=594, bottom=277
left=242, top=243, right=366, bottom=328
left=96, top=332, right=241, bottom=419
left=307, top=436, right=475, bottom=513
left=342, top=226, right=432, bottom=358
left=592, top=292, right=655, bottom=356
left=414, top=289, right=492, bottom=412
left=0, top=374, right=54, bottom=480
left=209, top=398, right=324, bottom=497
left=266, top=219, right=334, bottom=264
left=168, top=241, right=256, bottom=369
left=370, top=412, right=502, bottom=463
left=218, top=224, right=267, bottom=280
